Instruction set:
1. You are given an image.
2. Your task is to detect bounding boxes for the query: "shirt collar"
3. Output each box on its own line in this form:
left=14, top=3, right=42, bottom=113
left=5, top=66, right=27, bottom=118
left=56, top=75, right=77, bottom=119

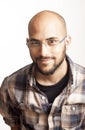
left=28, top=55, right=75, bottom=88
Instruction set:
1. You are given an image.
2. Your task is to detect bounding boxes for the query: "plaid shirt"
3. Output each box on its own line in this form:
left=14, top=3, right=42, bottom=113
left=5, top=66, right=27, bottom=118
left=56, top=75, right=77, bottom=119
left=0, top=56, right=85, bottom=130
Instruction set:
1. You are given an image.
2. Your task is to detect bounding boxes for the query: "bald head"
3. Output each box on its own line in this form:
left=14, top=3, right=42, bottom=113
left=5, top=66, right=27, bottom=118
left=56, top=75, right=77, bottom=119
left=28, top=10, right=67, bottom=39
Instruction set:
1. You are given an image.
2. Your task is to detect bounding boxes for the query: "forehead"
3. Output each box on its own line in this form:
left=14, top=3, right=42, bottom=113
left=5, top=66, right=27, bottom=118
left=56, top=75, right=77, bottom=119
left=29, top=24, right=60, bottom=40
left=28, top=11, right=66, bottom=39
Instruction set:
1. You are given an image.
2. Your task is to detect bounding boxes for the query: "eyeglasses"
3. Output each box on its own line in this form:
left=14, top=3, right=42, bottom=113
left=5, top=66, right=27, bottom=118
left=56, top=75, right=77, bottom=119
left=26, top=36, right=66, bottom=49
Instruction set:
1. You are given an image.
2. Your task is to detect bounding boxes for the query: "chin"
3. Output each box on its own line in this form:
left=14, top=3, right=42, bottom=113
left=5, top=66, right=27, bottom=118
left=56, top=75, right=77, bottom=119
left=37, top=67, right=58, bottom=75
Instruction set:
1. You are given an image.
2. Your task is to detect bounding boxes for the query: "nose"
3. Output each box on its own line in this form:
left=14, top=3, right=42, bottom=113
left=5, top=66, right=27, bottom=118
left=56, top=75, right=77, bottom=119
left=39, top=43, right=49, bottom=56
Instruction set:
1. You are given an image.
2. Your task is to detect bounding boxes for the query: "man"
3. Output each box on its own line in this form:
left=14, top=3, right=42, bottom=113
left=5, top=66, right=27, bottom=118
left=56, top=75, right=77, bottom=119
left=0, top=10, right=85, bottom=130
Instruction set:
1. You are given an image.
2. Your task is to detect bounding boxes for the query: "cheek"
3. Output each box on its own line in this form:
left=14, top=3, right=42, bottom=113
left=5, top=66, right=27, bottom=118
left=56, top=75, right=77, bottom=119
left=52, top=47, right=62, bottom=57
left=53, top=45, right=66, bottom=58
left=29, top=49, right=38, bottom=60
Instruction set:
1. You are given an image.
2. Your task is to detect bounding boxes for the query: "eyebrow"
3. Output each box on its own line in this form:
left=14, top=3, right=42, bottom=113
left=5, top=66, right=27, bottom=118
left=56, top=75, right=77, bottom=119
left=46, top=37, right=59, bottom=40
left=30, top=37, right=59, bottom=41
left=29, top=38, right=40, bottom=42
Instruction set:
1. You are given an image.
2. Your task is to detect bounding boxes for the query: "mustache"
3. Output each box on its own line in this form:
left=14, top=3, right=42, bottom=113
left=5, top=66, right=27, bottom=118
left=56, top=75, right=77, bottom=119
left=36, top=56, right=55, bottom=60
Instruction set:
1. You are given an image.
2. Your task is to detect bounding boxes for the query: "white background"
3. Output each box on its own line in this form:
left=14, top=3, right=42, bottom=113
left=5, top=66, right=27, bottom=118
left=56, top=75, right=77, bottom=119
left=0, top=0, right=85, bottom=129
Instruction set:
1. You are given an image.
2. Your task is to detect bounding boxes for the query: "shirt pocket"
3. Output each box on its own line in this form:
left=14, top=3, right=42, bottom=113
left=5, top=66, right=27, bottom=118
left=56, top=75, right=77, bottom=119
left=61, top=104, right=85, bottom=129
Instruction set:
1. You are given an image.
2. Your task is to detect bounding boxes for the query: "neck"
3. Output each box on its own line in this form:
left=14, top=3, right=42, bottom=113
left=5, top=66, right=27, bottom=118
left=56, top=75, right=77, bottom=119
left=35, top=58, right=68, bottom=86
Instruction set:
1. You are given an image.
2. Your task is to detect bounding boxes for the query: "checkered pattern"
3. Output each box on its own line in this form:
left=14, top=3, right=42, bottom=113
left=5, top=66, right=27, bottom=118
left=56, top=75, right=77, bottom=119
left=0, top=56, right=85, bottom=130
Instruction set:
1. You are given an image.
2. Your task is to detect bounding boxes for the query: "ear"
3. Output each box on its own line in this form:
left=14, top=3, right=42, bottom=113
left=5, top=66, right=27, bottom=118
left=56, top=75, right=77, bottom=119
left=26, top=38, right=29, bottom=48
left=26, top=38, right=29, bottom=43
left=65, top=35, right=71, bottom=50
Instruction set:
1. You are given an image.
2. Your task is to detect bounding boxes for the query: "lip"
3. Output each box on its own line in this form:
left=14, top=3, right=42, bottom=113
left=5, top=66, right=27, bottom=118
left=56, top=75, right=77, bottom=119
left=37, top=58, right=53, bottom=64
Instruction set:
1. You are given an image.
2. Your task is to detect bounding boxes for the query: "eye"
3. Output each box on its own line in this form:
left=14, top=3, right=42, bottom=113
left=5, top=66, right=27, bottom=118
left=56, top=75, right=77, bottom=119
left=47, top=39, right=59, bottom=45
left=30, top=40, right=41, bottom=46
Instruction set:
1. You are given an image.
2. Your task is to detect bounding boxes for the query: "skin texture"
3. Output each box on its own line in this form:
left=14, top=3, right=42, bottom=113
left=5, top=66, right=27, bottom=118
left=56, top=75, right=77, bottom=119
left=11, top=10, right=71, bottom=130
left=27, top=10, right=71, bottom=86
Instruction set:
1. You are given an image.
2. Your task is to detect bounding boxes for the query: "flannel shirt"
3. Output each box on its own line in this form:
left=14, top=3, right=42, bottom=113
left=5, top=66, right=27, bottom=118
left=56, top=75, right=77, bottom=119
left=0, top=56, right=85, bottom=130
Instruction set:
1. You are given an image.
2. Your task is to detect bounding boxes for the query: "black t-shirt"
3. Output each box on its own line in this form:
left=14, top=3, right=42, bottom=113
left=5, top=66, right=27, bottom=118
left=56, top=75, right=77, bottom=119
left=36, top=64, right=69, bottom=104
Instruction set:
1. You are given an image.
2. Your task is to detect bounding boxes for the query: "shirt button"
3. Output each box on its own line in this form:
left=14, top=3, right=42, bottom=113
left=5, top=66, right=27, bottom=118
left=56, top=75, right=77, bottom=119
left=72, top=107, right=76, bottom=111
left=41, top=96, right=45, bottom=100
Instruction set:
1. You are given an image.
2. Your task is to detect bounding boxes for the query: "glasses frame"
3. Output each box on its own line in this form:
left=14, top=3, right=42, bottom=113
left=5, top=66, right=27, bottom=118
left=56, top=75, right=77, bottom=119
left=26, top=36, right=67, bottom=49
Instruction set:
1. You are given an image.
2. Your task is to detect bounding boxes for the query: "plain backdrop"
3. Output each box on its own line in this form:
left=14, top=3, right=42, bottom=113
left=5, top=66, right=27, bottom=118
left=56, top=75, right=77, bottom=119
left=0, top=0, right=85, bottom=129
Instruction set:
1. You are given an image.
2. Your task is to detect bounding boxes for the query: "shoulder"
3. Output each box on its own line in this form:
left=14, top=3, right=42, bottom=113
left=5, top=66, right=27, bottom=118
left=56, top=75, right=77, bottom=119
left=8, top=64, right=32, bottom=78
left=67, top=56, right=85, bottom=90
left=5, top=64, right=32, bottom=84
left=1, top=64, right=32, bottom=87
left=72, top=63, right=85, bottom=82
left=74, top=62, right=85, bottom=74
left=67, top=58, right=85, bottom=104
left=0, top=64, right=33, bottom=105
left=67, top=56, right=85, bottom=76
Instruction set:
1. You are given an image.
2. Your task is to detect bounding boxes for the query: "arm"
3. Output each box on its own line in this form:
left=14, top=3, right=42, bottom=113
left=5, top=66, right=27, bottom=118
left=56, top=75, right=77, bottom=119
left=0, top=78, right=20, bottom=129
left=11, top=125, right=21, bottom=130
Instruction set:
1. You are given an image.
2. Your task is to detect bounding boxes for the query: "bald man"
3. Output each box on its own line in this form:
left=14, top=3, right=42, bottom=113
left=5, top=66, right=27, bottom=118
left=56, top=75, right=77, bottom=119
left=0, top=10, right=85, bottom=130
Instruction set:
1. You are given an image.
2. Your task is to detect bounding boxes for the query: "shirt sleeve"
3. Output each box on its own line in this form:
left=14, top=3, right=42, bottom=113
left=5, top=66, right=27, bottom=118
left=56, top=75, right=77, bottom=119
left=0, top=77, right=20, bottom=127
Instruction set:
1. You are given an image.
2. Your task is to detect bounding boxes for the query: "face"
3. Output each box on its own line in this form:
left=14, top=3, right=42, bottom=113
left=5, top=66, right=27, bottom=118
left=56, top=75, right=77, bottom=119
left=27, top=14, right=70, bottom=75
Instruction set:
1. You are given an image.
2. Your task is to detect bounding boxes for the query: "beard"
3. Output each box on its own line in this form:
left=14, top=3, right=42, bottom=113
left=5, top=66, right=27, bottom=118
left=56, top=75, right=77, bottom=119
left=33, top=55, right=65, bottom=75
